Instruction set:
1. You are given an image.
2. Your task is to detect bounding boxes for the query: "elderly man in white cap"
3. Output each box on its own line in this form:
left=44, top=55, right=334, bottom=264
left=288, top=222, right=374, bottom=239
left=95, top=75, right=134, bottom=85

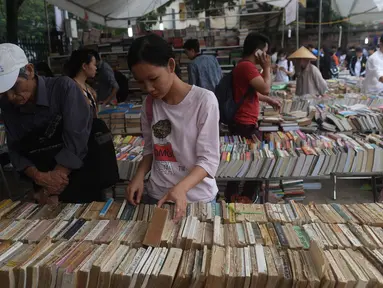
left=288, top=46, right=328, bottom=96
left=0, top=44, right=118, bottom=203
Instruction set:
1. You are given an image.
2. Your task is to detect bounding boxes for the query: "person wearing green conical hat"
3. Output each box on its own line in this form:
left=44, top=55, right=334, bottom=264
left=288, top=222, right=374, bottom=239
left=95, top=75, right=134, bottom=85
left=288, top=46, right=328, bottom=96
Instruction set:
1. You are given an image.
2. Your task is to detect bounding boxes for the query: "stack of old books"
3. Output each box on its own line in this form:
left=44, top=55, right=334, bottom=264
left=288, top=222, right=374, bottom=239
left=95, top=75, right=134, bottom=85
left=1, top=238, right=382, bottom=288
left=316, top=103, right=383, bottom=133
left=124, top=104, right=142, bottom=134
left=279, top=121, right=300, bottom=132
left=281, top=180, right=305, bottom=202
left=98, top=105, right=134, bottom=134
left=216, top=132, right=383, bottom=181
left=2, top=199, right=383, bottom=287
left=114, top=135, right=144, bottom=180
left=269, top=181, right=284, bottom=201
left=269, top=180, right=305, bottom=202
left=260, top=99, right=317, bottom=132
left=335, top=93, right=383, bottom=107
left=259, top=116, right=282, bottom=132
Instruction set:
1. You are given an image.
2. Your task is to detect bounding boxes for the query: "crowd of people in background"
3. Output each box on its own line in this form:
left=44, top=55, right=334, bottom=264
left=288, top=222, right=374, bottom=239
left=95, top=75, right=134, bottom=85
left=269, top=42, right=380, bottom=83
left=31, top=35, right=383, bottom=101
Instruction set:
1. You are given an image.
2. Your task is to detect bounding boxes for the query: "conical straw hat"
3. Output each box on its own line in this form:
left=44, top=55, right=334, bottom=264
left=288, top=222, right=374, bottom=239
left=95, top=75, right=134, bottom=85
left=288, top=46, right=317, bottom=60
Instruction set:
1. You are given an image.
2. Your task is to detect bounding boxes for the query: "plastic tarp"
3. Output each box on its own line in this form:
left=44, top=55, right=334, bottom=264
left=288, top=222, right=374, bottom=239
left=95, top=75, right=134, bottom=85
left=47, top=0, right=169, bottom=28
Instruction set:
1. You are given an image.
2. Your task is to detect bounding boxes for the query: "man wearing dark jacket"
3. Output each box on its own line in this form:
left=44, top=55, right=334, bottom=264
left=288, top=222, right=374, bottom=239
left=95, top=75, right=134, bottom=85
left=0, top=44, right=118, bottom=204
left=349, top=47, right=367, bottom=77
left=183, top=39, right=222, bottom=92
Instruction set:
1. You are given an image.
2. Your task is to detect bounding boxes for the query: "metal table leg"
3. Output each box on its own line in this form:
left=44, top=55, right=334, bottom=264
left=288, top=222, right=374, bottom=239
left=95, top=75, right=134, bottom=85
left=264, top=179, right=269, bottom=204
left=0, top=165, right=11, bottom=200
left=372, top=176, right=377, bottom=203
left=332, top=174, right=337, bottom=200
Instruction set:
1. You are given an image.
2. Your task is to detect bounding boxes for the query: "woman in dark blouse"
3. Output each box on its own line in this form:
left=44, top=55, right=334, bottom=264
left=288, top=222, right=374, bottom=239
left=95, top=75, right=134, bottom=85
left=65, top=50, right=98, bottom=117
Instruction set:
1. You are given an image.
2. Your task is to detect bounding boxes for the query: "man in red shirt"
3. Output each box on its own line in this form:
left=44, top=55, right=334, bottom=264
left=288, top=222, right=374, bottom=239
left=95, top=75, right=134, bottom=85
left=231, top=32, right=280, bottom=138
left=227, top=33, right=280, bottom=202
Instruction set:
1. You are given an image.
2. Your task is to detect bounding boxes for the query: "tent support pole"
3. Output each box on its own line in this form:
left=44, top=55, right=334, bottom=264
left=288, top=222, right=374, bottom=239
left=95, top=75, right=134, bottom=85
left=296, top=0, right=299, bottom=49
left=44, top=0, right=52, bottom=54
left=282, top=8, right=285, bottom=48
left=338, top=25, right=342, bottom=48
left=317, top=0, right=323, bottom=67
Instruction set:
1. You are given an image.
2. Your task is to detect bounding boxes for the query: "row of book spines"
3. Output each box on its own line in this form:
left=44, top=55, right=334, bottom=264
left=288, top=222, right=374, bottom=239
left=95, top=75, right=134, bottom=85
left=4, top=216, right=383, bottom=252
left=222, top=130, right=383, bottom=152
left=0, top=242, right=330, bottom=288
left=56, top=243, right=383, bottom=288
left=3, top=200, right=383, bottom=227
left=221, top=135, right=382, bottom=159
left=218, top=143, right=382, bottom=178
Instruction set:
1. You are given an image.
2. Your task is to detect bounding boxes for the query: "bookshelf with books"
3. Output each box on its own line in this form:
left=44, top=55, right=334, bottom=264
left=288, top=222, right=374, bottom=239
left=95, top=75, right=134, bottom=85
left=174, top=45, right=243, bottom=82
left=167, top=27, right=243, bottom=81
left=49, top=32, right=243, bottom=88
left=1, top=199, right=383, bottom=287
left=49, top=47, right=146, bottom=101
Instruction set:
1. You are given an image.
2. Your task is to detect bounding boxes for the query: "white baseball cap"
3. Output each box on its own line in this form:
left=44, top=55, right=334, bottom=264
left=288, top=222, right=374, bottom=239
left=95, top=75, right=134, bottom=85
left=0, top=43, right=29, bottom=94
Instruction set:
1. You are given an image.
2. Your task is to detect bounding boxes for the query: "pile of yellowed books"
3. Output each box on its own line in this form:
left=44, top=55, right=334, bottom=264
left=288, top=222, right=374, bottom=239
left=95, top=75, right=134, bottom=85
left=1, top=199, right=383, bottom=287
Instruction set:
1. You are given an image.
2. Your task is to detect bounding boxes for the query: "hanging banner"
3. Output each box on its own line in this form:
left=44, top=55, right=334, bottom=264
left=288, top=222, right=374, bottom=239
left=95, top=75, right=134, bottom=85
left=299, top=0, right=306, bottom=8
left=179, top=3, right=186, bottom=21
left=285, top=0, right=297, bottom=25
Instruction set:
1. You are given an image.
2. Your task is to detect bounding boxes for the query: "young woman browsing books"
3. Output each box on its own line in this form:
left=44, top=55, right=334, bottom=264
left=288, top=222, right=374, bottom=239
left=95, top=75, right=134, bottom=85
left=125, top=34, right=220, bottom=222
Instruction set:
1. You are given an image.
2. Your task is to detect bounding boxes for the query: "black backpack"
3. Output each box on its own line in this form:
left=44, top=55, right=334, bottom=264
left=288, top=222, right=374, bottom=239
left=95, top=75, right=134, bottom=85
left=215, top=71, right=253, bottom=125
left=114, top=70, right=129, bottom=103
left=330, top=57, right=339, bottom=78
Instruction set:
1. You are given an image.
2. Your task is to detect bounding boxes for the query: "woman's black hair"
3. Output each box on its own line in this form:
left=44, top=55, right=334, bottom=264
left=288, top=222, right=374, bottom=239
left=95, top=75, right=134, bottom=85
left=64, top=49, right=95, bottom=78
left=277, top=49, right=287, bottom=58
left=127, top=34, right=174, bottom=70
left=243, top=32, right=270, bottom=57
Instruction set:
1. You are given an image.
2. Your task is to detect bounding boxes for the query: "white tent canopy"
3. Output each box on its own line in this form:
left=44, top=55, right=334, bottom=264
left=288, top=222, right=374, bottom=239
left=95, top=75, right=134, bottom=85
left=332, top=0, right=383, bottom=23
left=48, top=0, right=383, bottom=28
left=332, top=0, right=383, bottom=16
left=265, top=0, right=383, bottom=24
left=47, top=0, right=169, bottom=28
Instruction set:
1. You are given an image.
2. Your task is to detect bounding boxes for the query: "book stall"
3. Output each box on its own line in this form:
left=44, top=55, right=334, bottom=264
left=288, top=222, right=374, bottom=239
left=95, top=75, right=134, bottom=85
left=1, top=199, right=383, bottom=287
left=113, top=127, right=383, bottom=202
left=267, top=79, right=383, bottom=134
left=40, top=26, right=383, bottom=288
left=5, top=0, right=383, bottom=285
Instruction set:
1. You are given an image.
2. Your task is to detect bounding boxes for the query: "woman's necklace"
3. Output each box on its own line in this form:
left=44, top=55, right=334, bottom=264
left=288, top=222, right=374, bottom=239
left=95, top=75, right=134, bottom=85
left=74, top=79, right=88, bottom=92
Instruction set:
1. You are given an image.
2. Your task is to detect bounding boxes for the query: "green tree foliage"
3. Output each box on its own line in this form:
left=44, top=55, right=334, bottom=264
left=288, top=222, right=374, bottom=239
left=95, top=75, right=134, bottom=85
left=0, top=0, right=55, bottom=39
left=0, top=0, right=7, bottom=36
left=186, top=0, right=236, bottom=17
